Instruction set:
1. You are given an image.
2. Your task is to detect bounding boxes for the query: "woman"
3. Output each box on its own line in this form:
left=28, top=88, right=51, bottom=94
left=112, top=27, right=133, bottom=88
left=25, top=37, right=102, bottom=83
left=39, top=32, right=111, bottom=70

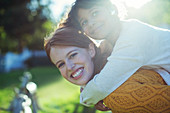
left=44, top=26, right=170, bottom=112
left=60, top=0, right=170, bottom=108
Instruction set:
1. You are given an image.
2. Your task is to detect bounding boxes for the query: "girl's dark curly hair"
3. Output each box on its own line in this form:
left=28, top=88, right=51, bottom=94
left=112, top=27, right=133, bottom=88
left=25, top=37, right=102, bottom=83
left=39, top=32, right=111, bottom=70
left=59, top=0, right=118, bottom=30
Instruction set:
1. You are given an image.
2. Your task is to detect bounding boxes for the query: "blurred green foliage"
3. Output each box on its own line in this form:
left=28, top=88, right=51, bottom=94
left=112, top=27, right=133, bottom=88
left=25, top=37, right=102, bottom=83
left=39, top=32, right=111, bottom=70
left=127, top=0, right=170, bottom=26
left=0, top=66, right=60, bottom=88
left=0, top=0, right=54, bottom=54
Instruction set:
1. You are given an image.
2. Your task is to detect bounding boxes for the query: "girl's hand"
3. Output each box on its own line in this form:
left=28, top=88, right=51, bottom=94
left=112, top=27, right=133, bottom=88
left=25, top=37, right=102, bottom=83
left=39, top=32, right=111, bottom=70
left=95, top=100, right=111, bottom=111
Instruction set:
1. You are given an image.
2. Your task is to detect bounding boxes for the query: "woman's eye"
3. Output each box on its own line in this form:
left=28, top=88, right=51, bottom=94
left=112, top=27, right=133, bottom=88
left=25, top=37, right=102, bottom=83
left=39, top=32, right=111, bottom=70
left=69, top=53, right=77, bottom=59
left=57, top=62, right=65, bottom=68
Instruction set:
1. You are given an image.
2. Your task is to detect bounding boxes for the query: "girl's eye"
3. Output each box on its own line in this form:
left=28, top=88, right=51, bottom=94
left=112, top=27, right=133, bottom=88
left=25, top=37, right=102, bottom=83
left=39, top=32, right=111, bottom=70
left=81, top=20, right=87, bottom=27
left=92, top=11, right=98, bottom=17
left=69, top=53, right=77, bottom=59
left=57, top=62, right=65, bottom=68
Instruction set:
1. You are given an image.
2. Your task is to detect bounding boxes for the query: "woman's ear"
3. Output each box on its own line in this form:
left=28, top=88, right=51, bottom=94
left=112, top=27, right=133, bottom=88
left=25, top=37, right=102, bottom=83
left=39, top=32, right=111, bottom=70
left=88, top=43, right=96, bottom=58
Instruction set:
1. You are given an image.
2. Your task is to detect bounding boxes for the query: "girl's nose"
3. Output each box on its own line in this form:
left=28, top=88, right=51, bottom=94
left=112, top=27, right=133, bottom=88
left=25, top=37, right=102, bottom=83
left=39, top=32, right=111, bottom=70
left=89, top=20, right=95, bottom=28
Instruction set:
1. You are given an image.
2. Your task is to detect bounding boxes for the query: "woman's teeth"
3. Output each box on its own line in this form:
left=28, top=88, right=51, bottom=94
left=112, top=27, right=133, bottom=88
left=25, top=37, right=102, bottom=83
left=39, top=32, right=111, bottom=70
left=72, top=69, right=83, bottom=78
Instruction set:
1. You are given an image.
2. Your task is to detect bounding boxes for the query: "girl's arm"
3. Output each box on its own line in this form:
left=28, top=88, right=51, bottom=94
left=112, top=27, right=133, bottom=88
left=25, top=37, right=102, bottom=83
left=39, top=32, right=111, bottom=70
left=80, top=40, right=144, bottom=106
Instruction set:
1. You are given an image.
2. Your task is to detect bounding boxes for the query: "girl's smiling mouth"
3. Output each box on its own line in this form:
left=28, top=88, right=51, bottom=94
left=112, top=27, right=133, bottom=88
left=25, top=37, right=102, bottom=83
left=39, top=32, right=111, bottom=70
left=71, top=67, right=84, bottom=80
left=91, top=24, right=103, bottom=34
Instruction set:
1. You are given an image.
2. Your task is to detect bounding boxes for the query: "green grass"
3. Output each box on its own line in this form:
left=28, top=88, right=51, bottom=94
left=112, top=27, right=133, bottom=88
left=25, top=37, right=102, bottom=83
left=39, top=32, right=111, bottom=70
left=0, top=66, right=111, bottom=113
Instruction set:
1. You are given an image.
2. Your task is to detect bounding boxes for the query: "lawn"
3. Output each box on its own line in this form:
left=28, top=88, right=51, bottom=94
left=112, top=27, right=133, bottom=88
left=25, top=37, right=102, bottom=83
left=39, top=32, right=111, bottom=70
left=0, top=66, right=111, bottom=113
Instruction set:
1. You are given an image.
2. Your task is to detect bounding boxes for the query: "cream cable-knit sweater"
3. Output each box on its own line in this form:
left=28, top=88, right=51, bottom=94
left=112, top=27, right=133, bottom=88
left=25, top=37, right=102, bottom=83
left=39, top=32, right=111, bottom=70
left=80, top=19, right=170, bottom=106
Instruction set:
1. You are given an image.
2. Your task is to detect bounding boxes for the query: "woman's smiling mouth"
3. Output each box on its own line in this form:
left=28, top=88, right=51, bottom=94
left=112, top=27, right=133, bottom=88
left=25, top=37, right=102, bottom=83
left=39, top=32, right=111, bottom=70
left=71, top=68, right=84, bottom=80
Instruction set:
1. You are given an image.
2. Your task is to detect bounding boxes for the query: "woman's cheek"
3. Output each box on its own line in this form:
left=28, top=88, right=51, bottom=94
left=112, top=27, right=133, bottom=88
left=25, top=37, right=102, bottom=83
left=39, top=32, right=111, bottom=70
left=59, top=69, right=66, bottom=78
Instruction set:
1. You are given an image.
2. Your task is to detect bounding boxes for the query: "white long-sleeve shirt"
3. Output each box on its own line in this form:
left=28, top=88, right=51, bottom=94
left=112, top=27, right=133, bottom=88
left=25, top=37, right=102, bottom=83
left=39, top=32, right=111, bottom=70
left=80, top=19, right=170, bottom=106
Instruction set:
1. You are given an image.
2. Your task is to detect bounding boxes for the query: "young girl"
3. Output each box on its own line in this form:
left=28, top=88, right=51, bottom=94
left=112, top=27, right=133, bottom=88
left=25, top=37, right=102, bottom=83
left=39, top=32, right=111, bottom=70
left=60, top=0, right=170, bottom=108
left=44, top=27, right=170, bottom=113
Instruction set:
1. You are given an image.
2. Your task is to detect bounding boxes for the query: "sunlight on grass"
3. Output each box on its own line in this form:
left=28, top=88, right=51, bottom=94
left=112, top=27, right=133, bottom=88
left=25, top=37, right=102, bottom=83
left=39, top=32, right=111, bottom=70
left=37, top=77, right=111, bottom=113
left=0, top=88, right=14, bottom=109
left=37, top=77, right=83, bottom=113
left=0, top=67, right=112, bottom=113
left=37, top=77, right=80, bottom=106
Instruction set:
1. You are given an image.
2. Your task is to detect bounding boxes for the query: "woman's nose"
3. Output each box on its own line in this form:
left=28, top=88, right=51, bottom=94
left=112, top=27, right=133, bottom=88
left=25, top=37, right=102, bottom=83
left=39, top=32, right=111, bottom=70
left=66, top=61, right=75, bottom=70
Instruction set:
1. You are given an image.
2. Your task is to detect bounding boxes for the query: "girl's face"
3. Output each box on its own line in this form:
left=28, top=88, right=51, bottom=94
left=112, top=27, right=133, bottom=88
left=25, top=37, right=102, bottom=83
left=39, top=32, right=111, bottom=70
left=78, top=6, right=114, bottom=40
left=50, top=44, right=95, bottom=86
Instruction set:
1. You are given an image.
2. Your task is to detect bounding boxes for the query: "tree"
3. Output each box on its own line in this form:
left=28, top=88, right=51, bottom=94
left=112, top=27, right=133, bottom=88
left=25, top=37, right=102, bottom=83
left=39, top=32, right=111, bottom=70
left=126, top=0, right=170, bottom=26
left=0, top=0, right=53, bottom=54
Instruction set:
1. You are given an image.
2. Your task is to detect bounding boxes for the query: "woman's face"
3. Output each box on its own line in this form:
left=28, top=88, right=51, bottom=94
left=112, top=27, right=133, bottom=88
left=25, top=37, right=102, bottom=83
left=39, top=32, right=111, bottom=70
left=50, top=44, right=95, bottom=86
left=77, top=6, right=114, bottom=40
